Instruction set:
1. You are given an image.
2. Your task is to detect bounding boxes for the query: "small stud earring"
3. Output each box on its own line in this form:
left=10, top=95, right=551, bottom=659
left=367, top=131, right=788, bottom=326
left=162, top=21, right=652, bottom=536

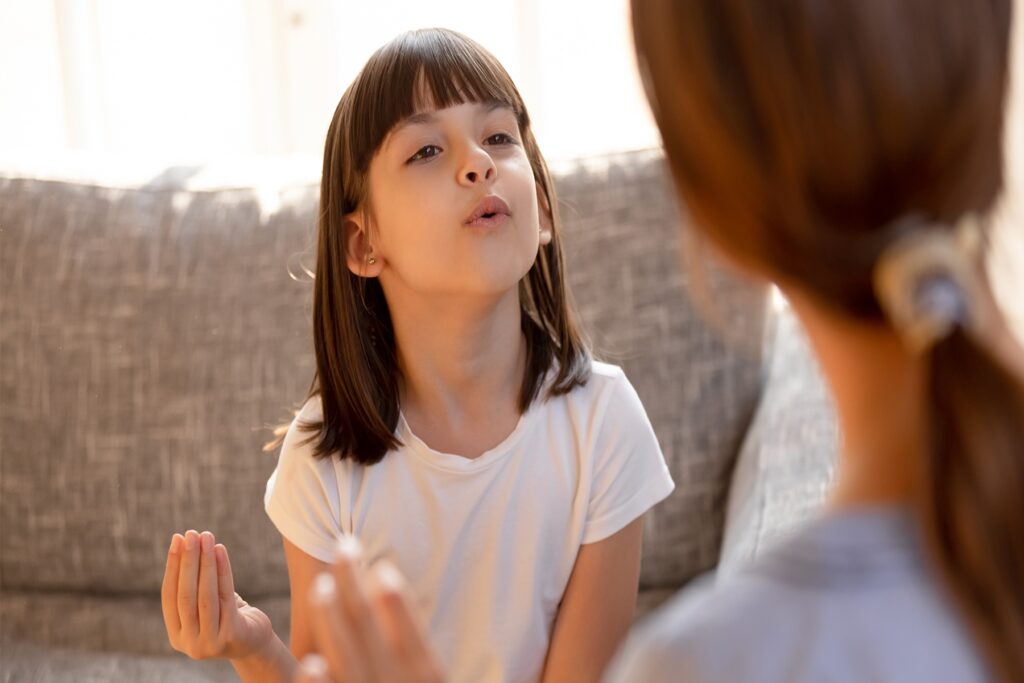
left=367, top=256, right=376, bottom=265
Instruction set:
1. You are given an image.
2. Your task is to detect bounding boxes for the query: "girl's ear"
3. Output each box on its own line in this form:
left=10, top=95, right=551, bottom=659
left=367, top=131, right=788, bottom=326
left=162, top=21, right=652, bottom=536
left=344, top=211, right=383, bottom=278
left=536, top=181, right=553, bottom=246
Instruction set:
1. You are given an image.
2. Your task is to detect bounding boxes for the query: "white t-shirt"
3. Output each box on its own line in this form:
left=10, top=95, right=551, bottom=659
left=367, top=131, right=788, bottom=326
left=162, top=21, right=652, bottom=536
left=264, top=361, right=675, bottom=683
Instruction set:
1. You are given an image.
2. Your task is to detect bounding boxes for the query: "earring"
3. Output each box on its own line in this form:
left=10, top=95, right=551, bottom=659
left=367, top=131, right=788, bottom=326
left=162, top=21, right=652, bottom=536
left=367, top=256, right=376, bottom=265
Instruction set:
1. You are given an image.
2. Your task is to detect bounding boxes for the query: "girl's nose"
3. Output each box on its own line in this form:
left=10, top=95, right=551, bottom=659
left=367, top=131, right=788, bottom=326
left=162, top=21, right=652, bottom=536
left=464, top=167, right=494, bottom=183
left=460, top=149, right=496, bottom=185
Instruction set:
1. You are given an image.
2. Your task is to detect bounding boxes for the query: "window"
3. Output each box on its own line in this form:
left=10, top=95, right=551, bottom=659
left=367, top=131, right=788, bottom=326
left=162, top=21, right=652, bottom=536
left=0, top=0, right=659, bottom=164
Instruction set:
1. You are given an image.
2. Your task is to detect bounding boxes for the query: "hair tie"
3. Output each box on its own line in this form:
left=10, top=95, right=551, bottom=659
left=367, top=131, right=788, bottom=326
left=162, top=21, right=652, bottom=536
left=873, top=213, right=985, bottom=353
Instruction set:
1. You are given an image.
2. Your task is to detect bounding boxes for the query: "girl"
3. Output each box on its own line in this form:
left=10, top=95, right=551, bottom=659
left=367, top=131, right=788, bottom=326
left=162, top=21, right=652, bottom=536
left=294, top=3, right=1024, bottom=683
left=160, top=28, right=674, bottom=683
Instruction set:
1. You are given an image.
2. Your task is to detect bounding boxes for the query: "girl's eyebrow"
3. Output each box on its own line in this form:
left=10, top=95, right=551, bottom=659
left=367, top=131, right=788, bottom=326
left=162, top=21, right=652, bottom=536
left=482, top=101, right=513, bottom=114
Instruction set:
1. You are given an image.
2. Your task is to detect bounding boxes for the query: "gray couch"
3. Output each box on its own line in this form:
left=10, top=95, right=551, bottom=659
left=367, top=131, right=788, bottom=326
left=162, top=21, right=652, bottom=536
left=0, top=150, right=837, bottom=681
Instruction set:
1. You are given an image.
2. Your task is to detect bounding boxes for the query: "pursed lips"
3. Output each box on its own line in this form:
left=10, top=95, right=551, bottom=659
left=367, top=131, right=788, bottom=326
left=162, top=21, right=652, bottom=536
left=464, top=195, right=511, bottom=229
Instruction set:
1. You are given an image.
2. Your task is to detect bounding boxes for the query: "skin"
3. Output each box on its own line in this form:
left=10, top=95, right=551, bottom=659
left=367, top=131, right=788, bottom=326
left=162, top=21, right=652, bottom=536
left=787, top=288, right=924, bottom=510
left=161, top=99, right=646, bottom=682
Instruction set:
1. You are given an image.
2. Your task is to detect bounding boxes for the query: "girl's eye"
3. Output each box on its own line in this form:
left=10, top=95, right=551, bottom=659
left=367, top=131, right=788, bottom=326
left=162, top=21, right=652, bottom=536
left=407, top=145, right=442, bottom=163
left=485, top=132, right=517, bottom=146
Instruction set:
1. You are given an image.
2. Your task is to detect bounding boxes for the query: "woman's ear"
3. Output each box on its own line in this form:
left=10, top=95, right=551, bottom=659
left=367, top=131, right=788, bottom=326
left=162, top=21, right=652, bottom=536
left=344, top=211, right=383, bottom=278
left=536, top=181, right=553, bottom=246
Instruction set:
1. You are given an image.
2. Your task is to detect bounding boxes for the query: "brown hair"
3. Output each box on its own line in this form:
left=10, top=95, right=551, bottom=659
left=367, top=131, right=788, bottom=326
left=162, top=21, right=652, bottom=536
left=276, top=28, right=589, bottom=465
left=632, top=0, right=1024, bottom=680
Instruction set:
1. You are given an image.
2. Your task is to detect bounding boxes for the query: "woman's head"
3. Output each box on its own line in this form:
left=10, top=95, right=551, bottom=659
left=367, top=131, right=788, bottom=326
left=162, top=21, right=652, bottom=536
left=632, top=0, right=1011, bottom=310
left=307, top=28, right=589, bottom=465
left=631, top=1, right=1023, bottom=679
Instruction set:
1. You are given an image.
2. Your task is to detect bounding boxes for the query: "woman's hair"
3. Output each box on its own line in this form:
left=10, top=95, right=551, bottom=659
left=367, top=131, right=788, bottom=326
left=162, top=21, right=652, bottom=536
left=631, top=1, right=1024, bottom=680
left=283, top=28, right=589, bottom=466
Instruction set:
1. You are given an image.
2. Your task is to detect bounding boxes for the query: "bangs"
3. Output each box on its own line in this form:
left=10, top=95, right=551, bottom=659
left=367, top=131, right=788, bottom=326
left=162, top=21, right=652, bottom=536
left=346, top=29, right=530, bottom=175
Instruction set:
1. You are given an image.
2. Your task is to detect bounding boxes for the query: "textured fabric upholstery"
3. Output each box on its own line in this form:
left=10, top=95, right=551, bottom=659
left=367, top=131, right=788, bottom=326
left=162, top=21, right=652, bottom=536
left=717, top=304, right=840, bottom=575
left=552, top=152, right=768, bottom=588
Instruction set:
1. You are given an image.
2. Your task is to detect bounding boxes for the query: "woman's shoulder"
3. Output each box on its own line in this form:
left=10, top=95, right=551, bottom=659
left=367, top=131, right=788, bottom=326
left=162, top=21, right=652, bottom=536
left=607, top=510, right=988, bottom=683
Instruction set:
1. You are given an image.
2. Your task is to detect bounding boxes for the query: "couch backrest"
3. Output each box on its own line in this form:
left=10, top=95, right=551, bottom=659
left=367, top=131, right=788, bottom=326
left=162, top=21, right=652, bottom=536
left=0, top=150, right=768, bottom=597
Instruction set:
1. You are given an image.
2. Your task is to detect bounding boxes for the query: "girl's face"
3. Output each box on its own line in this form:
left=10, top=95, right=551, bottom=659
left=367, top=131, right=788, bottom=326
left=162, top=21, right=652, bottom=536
left=347, top=100, right=552, bottom=299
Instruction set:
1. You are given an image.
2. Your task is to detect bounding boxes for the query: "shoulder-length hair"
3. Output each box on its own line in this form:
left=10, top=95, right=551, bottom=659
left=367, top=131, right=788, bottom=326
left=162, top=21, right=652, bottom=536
left=284, top=28, right=589, bottom=465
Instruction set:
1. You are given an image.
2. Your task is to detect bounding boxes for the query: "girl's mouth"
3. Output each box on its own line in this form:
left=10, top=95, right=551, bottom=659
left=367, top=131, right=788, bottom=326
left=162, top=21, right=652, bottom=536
left=466, top=212, right=510, bottom=229
left=465, top=195, right=512, bottom=227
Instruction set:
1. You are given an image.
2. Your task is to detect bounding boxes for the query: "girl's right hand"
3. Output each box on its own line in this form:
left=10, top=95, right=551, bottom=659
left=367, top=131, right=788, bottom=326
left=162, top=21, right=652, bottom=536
left=161, top=529, right=274, bottom=662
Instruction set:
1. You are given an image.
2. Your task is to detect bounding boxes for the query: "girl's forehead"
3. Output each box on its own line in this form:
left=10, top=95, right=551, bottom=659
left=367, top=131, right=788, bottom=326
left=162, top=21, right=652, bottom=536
left=392, top=100, right=515, bottom=134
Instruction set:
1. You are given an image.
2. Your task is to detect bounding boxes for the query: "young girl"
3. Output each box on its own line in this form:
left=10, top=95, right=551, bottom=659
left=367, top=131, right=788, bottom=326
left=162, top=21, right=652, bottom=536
left=290, top=3, right=1024, bottom=683
left=605, top=1, right=1024, bottom=682
left=160, top=28, right=674, bottom=683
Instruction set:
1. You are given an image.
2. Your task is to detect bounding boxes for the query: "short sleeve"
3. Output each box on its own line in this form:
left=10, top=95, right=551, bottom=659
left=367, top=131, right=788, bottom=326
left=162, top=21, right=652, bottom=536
left=582, top=369, right=675, bottom=544
left=264, top=399, right=345, bottom=563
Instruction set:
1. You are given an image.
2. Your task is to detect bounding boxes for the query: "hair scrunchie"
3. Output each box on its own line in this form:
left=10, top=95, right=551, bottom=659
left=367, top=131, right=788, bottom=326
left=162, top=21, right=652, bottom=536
left=873, top=213, right=987, bottom=353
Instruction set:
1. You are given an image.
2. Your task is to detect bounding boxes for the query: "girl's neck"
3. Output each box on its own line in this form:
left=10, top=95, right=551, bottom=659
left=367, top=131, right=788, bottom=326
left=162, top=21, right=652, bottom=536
left=785, top=289, right=927, bottom=511
left=389, top=286, right=526, bottom=435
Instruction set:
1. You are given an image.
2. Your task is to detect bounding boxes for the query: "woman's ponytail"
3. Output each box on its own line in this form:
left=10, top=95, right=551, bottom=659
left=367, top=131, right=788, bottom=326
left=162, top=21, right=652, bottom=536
left=923, top=326, right=1024, bottom=683
left=875, top=216, right=1024, bottom=682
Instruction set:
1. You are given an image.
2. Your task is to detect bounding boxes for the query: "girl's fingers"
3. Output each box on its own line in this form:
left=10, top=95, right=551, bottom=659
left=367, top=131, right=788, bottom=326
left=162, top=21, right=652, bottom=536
left=215, top=544, right=240, bottom=641
left=177, top=530, right=201, bottom=637
left=197, top=532, right=220, bottom=640
left=216, top=544, right=237, bottom=600
left=295, top=654, right=332, bottom=683
left=332, top=539, right=392, bottom=677
left=310, top=572, right=366, bottom=683
left=161, top=534, right=183, bottom=634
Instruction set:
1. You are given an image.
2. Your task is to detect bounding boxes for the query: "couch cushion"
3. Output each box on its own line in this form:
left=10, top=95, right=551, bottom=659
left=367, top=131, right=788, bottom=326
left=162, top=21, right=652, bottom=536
left=0, top=591, right=291, bottom=657
left=717, top=302, right=840, bottom=575
left=0, top=638, right=238, bottom=683
left=552, top=152, right=769, bottom=587
left=0, top=586, right=670, bottom=659
left=0, top=174, right=315, bottom=597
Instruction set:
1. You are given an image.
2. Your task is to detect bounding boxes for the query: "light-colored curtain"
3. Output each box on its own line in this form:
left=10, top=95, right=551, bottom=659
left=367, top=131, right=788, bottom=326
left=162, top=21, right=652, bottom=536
left=0, top=0, right=659, bottom=164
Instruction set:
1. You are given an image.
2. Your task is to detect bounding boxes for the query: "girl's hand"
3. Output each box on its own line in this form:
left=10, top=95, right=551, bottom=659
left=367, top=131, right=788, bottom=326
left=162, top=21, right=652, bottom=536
left=295, top=538, right=445, bottom=683
left=161, top=529, right=274, bottom=662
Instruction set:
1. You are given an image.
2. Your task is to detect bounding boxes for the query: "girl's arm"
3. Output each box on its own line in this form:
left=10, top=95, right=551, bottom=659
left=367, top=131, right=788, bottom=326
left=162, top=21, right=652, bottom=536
left=540, top=517, right=645, bottom=683
left=223, top=534, right=332, bottom=682
left=229, top=633, right=298, bottom=683
left=282, top=536, right=336, bottom=659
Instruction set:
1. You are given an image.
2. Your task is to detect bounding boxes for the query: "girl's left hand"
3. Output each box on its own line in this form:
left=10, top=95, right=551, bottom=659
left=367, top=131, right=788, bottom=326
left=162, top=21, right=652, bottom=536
left=294, top=538, right=445, bottom=683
